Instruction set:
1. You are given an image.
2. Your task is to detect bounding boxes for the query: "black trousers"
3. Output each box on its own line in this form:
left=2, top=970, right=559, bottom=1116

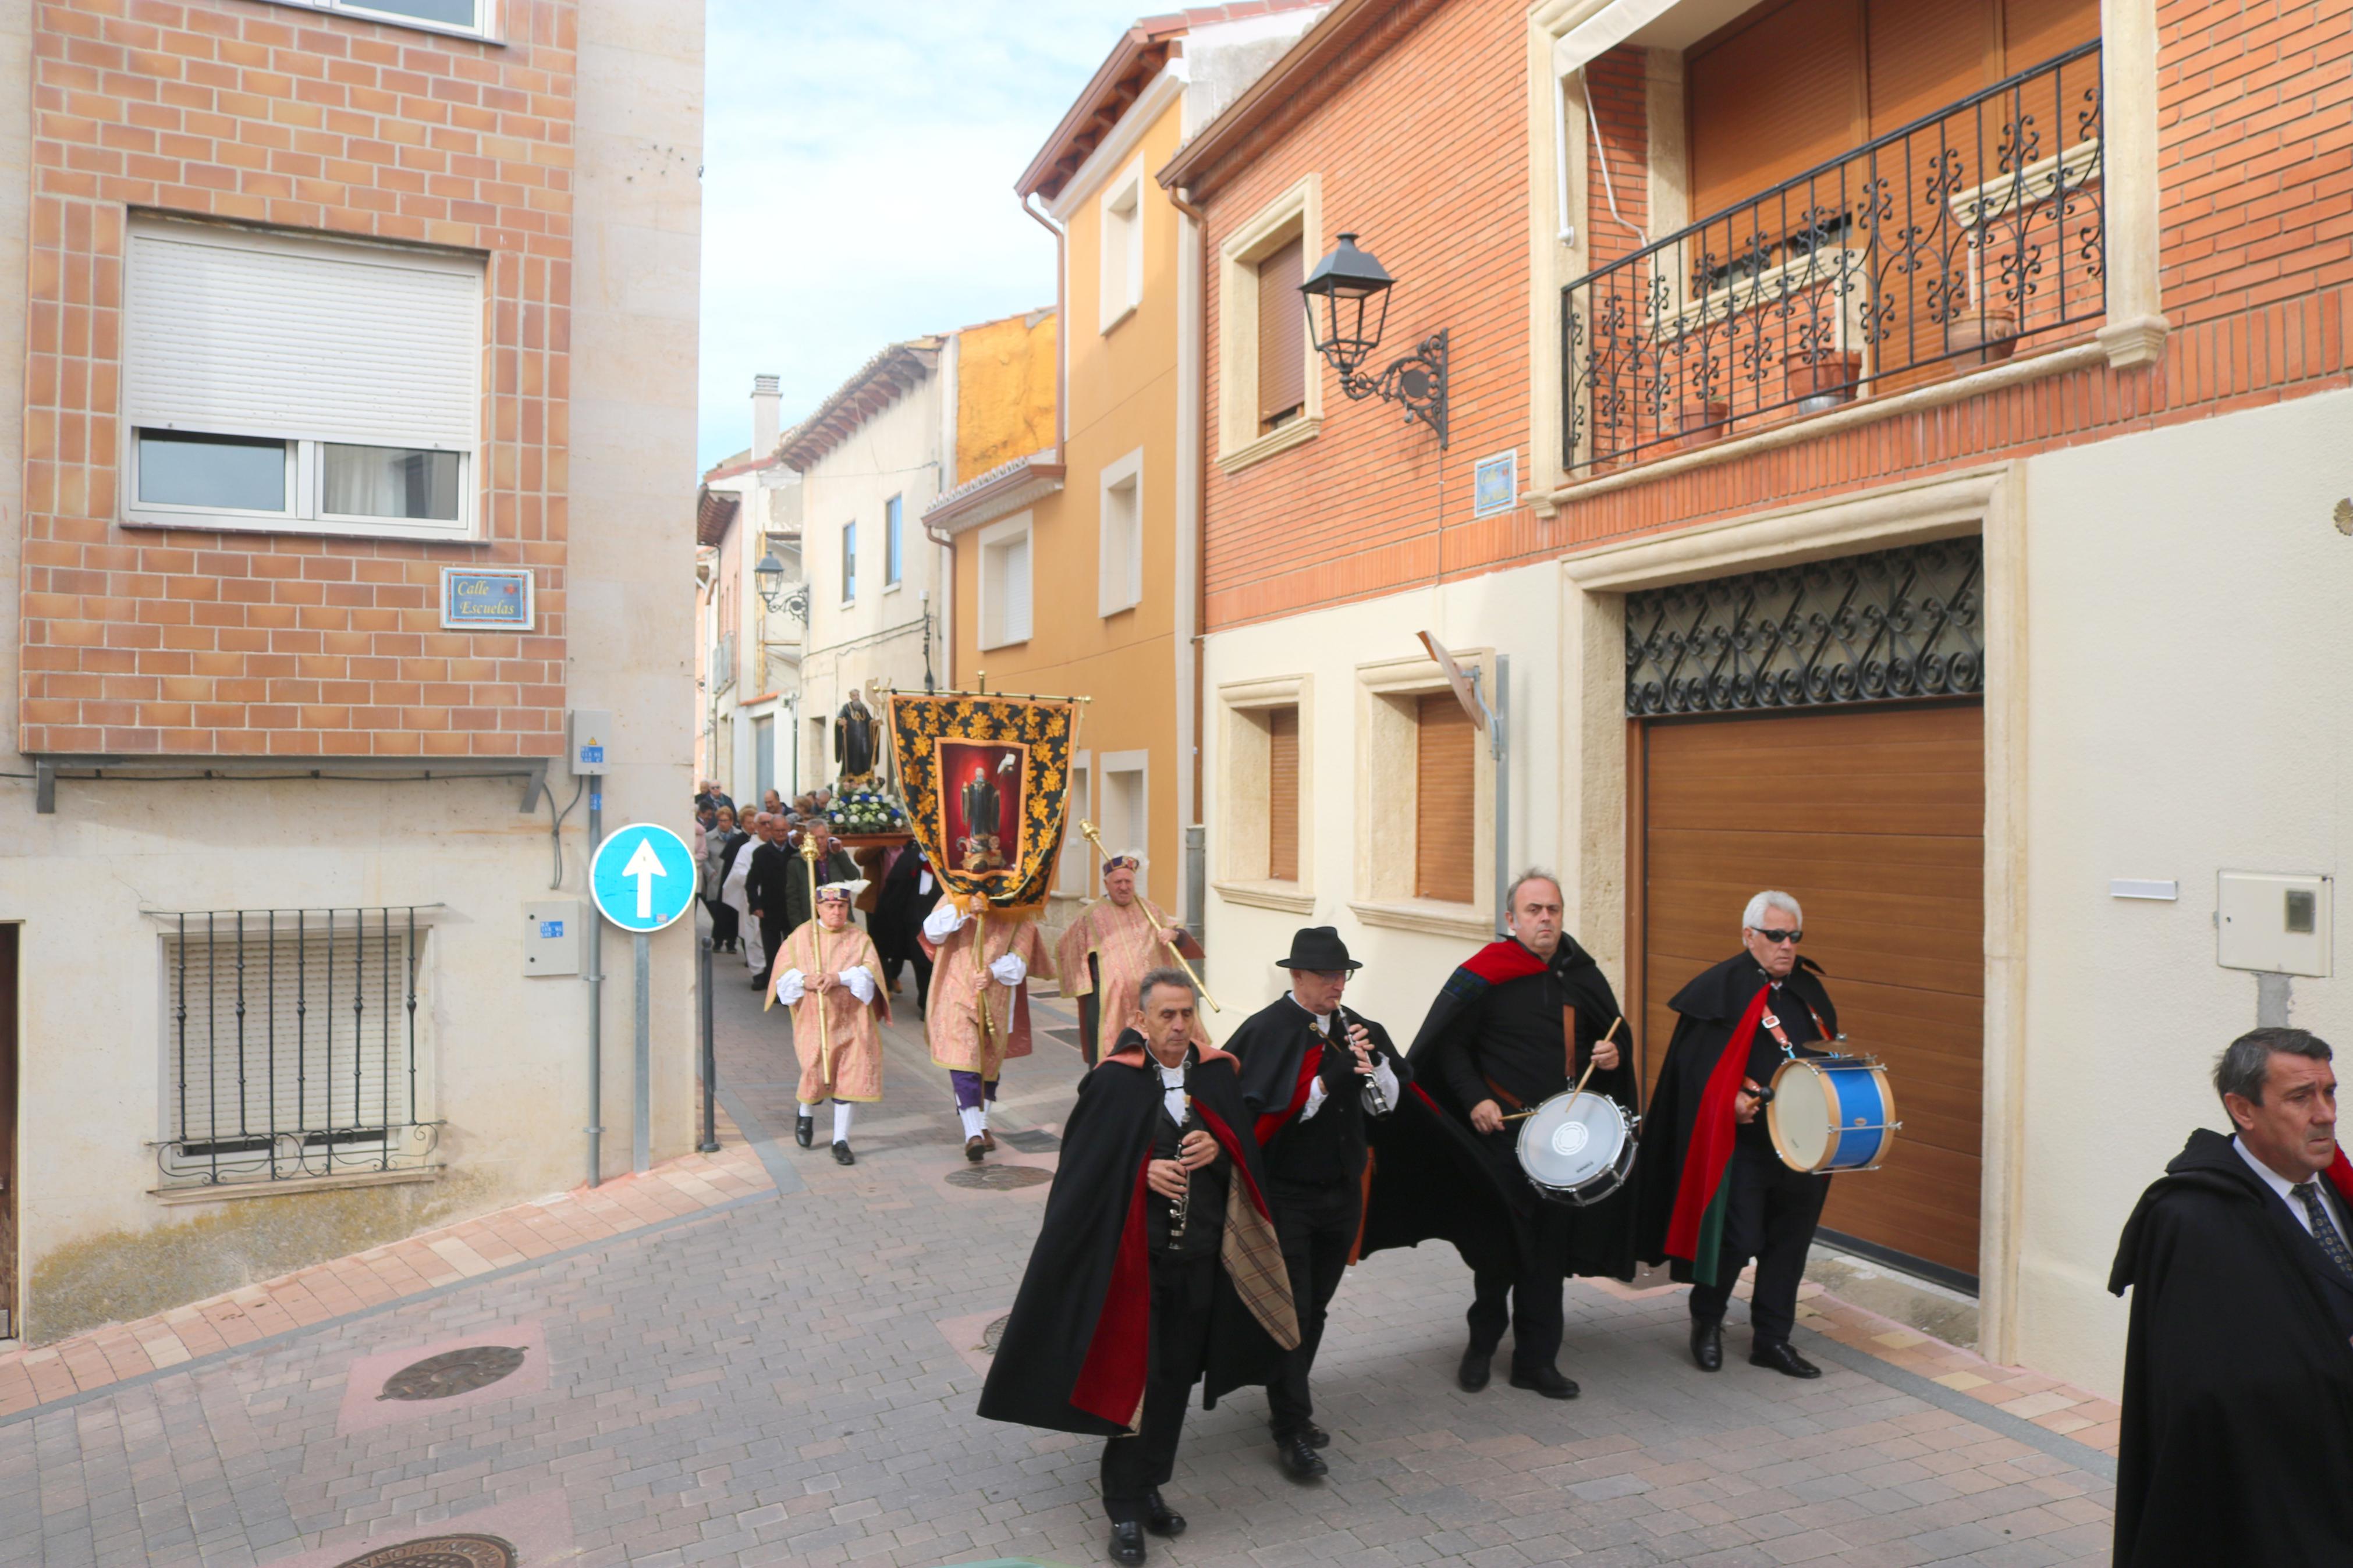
left=1100, top=1253, right=1215, bottom=1523
left=704, top=897, right=739, bottom=948
left=1687, top=1144, right=1832, bottom=1346
left=753, top=912, right=786, bottom=980
left=1267, top=1185, right=1359, bottom=1437
left=1468, top=1203, right=1570, bottom=1374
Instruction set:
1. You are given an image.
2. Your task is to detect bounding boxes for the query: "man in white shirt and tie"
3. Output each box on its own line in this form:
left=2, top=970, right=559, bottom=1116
left=2108, top=1026, right=2353, bottom=1566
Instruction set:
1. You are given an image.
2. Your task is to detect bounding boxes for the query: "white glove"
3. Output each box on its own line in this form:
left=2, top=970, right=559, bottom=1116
left=1300, top=1078, right=1328, bottom=1121
left=1369, top=1057, right=1400, bottom=1112
left=989, top=952, right=1027, bottom=987
left=773, top=969, right=805, bottom=1005
left=839, top=965, right=876, bottom=1005
left=921, top=901, right=966, bottom=943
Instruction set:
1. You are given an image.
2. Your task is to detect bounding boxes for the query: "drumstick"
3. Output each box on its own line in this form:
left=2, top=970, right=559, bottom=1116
left=1500, top=1016, right=1623, bottom=1121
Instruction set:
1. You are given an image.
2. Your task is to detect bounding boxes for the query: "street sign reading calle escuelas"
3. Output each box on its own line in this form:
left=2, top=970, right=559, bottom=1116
left=590, top=823, right=698, bottom=932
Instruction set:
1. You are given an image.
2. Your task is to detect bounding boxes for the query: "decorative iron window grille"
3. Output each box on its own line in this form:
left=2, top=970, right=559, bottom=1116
left=155, top=908, right=439, bottom=1187
left=1564, top=42, right=2102, bottom=474
left=1624, top=539, right=1983, bottom=716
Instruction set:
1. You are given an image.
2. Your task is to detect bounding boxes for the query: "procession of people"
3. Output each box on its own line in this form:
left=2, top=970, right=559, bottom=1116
left=715, top=735, right=2349, bottom=1566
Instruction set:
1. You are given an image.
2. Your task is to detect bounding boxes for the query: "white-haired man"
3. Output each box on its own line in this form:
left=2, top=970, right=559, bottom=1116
left=1634, top=891, right=1839, bottom=1379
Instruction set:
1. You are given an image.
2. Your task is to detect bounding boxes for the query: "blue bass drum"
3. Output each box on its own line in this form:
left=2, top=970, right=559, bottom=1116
left=1765, top=1054, right=1898, bottom=1174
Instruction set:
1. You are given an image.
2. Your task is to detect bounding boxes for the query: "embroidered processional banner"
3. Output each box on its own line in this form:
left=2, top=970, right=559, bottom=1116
left=885, top=691, right=1079, bottom=915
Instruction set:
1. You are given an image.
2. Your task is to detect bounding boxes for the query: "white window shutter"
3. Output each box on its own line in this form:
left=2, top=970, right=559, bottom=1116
left=125, top=222, right=482, bottom=451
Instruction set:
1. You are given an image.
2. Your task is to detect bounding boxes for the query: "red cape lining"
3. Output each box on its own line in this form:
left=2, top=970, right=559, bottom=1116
left=1460, top=940, right=1548, bottom=987
left=1068, top=1153, right=1153, bottom=1427
left=1255, top=1046, right=1322, bottom=1146
left=1663, top=986, right=1772, bottom=1261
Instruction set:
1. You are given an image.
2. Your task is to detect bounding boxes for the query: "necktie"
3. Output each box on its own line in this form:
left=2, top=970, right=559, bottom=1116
left=2292, top=1183, right=2353, bottom=1281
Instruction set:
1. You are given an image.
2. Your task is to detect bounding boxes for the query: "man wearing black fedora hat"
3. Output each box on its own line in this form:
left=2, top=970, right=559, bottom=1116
left=1229, top=926, right=1410, bottom=1482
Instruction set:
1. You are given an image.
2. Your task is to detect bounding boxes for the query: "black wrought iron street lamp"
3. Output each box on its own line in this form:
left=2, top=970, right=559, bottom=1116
left=1299, top=232, right=1449, bottom=446
left=754, top=548, right=808, bottom=623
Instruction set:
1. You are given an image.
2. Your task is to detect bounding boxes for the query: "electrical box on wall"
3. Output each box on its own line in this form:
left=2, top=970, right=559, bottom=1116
left=524, top=900, right=584, bottom=976
left=568, top=710, right=612, bottom=776
left=2217, top=872, right=2331, bottom=977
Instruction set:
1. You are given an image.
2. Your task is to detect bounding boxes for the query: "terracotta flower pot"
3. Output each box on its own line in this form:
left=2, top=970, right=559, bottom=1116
left=1947, top=310, right=2020, bottom=368
left=1787, top=349, right=1864, bottom=410
left=1666, top=398, right=1731, bottom=453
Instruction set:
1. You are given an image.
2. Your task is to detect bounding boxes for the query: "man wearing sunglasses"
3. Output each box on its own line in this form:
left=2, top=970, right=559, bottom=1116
left=1634, top=890, right=1839, bottom=1379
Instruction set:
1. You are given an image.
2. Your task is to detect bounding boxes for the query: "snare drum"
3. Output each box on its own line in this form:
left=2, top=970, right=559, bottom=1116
left=1514, top=1091, right=1637, bottom=1207
left=1766, top=1055, right=1898, bottom=1174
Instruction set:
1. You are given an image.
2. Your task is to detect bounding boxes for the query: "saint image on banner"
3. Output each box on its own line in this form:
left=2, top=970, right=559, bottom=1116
left=942, top=741, right=1023, bottom=874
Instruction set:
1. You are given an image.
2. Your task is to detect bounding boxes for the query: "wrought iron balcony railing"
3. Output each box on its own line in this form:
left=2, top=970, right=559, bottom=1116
left=1564, top=41, right=2103, bottom=475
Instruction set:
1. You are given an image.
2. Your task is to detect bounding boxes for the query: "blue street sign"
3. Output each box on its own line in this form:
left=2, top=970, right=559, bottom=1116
left=590, top=823, right=698, bottom=932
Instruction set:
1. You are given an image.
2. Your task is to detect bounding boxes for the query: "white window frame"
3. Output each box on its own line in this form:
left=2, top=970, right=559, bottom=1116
left=1099, top=157, right=1147, bottom=334
left=977, top=511, right=1034, bottom=650
left=121, top=219, right=484, bottom=543
left=1098, top=447, right=1144, bottom=617
left=262, top=0, right=502, bottom=44
left=841, top=520, right=858, bottom=605
left=1212, top=674, right=1315, bottom=913
left=883, top=494, right=904, bottom=589
left=1058, top=751, right=1095, bottom=898
left=1098, top=750, right=1151, bottom=900
left=1347, top=651, right=1496, bottom=939
left=1216, top=173, right=1324, bottom=474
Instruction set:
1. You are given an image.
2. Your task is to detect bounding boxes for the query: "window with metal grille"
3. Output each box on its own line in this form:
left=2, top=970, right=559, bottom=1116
left=157, top=909, right=436, bottom=1187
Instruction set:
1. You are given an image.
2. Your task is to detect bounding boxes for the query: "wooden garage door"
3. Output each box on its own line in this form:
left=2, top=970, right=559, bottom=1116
left=1639, top=701, right=1984, bottom=1279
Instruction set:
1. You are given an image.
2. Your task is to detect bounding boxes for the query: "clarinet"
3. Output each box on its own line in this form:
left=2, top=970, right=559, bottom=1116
left=1167, top=1085, right=1191, bottom=1249
left=1340, top=1005, right=1390, bottom=1116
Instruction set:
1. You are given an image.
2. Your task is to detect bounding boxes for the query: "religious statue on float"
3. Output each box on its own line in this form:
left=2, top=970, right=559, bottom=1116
left=835, top=684, right=886, bottom=791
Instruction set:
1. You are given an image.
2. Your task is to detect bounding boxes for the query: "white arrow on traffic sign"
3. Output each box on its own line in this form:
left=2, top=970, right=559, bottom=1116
left=622, top=836, right=665, bottom=920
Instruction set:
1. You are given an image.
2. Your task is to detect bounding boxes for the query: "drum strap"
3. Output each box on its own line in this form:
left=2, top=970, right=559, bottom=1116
left=1481, top=1076, right=1526, bottom=1111
left=1759, top=991, right=1833, bottom=1058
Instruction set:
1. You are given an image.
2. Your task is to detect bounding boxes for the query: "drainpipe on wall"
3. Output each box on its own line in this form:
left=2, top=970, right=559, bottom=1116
left=1167, top=183, right=1211, bottom=929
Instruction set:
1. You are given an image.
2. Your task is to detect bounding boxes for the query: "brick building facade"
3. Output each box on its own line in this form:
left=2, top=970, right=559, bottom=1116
left=1165, top=0, right=2353, bottom=1398
left=0, top=0, right=701, bottom=1346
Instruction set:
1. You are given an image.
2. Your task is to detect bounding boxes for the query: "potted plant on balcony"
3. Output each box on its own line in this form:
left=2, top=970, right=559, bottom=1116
left=1786, top=348, right=1865, bottom=410
left=1667, top=396, right=1731, bottom=453
left=1946, top=308, right=2020, bottom=367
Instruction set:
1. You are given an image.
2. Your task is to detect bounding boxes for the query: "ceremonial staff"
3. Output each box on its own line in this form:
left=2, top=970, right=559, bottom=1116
left=1077, top=819, right=1219, bottom=1014
left=793, top=831, right=835, bottom=1080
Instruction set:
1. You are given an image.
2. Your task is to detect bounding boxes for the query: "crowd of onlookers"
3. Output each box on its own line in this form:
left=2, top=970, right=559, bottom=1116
left=692, top=779, right=943, bottom=1015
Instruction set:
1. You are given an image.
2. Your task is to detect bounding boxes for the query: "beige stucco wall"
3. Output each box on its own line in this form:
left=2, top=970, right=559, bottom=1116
left=1199, top=559, right=1560, bottom=1040
left=0, top=0, right=702, bottom=1346
left=952, top=89, right=1192, bottom=924
left=2014, top=385, right=2353, bottom=1396
left=797, top=367, right=946, bottom=795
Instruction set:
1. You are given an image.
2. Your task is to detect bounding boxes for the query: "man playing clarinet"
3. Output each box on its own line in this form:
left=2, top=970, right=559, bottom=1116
left=978, top=970, right=1297, bottom=1566
left=1229, top=927, right=1408, bottom=1480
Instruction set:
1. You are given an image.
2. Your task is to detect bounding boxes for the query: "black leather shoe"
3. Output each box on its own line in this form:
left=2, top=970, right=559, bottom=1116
left=1507, top=1365, right=1581, bottom=1400
left=831, top=1140, right=855, bottom=1166
left=1691, top=1318, right=1723, bottom=1373
left=794, top=1115, right=814, bottom=1149
left=748, top=975, right=769, bottom=991
left=964, top=1135, right=986, bottom=1163
left=1106, top=1521, right=1146, bottom=1565
left=1457, top=1344, right=1492, bottom=1391
left=1276, top=1431, right=1328, bottom=1481
left=1749, top=1341, right=1822, bottom=1379
left=1298, top=1420, right=1330, bottom=1449
left=1142, top=1489, right=1185, bottom=1537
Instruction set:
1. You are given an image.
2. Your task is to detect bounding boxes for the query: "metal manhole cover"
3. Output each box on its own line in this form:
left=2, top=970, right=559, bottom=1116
left=945, top=1164, right=1053, bottom=1190
left=978, top=1314, right=1012, bottom=1355
left=377, top=1346, right=528, bottom=1402
left=331, top=1535, right=518, bottom=1568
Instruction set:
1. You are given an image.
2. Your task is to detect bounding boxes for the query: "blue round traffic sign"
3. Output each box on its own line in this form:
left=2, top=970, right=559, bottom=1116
left=590, top=824, right=699, bottom=931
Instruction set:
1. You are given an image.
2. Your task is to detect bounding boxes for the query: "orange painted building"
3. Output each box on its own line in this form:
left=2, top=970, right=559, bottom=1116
left=925, top=3, right=1323, bottom=945
left=1165, top=0, right=2353, bottom=1396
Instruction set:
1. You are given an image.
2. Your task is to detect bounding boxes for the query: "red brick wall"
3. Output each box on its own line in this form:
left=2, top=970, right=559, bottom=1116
left=1198, top=1, right=2353, bottom=632
left=19, top=0, right=574, bottom=756
left=1199, top=0, right=1549, bottom=631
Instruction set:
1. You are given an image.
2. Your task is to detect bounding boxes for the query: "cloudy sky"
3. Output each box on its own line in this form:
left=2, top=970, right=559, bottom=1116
left=697, top=0, right=1156, bottom=469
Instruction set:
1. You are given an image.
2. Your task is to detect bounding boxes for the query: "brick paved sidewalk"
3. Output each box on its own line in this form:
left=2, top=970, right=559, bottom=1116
left=0, top=963, right=2121, bottom=1567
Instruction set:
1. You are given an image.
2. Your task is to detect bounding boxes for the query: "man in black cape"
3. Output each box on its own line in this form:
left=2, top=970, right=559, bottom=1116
left=1360, top=871, right=1637, bottom=1399
left=2106, top=1026, right=2353, bottom=1567
left=1227, top=927, right=1408, bottom=1480
left=978, top=969, right=1298, bottom=1566
left=1632, top=890, right=1837, bottom=1379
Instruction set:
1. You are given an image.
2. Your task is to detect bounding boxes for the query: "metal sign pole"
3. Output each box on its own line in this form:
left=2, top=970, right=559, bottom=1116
left=633, top=930, right=652, bottom=1174
left=698, top=934, right=719, bottom=1153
